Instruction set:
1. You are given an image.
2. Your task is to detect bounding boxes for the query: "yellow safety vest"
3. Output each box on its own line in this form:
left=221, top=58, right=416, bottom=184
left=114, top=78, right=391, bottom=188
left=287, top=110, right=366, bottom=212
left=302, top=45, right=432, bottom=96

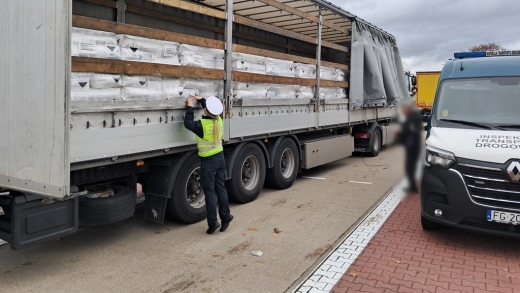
left=196, top=117, right=224, bottom=157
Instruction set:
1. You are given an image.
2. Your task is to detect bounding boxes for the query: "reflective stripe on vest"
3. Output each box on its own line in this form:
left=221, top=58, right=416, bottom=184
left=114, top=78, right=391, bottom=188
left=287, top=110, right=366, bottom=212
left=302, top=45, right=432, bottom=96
left=196, top=117, right=224, bottom=157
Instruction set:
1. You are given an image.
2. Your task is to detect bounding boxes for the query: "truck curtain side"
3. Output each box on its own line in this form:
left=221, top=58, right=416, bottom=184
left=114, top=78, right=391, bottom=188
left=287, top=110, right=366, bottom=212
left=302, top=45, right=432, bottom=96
left=0, top=0, right=409, bottom=249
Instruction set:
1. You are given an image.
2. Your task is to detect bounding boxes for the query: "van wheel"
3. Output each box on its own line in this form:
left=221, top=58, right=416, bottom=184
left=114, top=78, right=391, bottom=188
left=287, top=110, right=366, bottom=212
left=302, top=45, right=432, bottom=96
left=79, top=185, right=136, bottom=227
left=369, top=128, right=381, bottom=157
left=266, top=138, right=299, bottom=189
left=167, top=154, right=207, bottom=224
left=227, top=143, right=266, bottom=203
left=421, top=215, right=440, bottom=231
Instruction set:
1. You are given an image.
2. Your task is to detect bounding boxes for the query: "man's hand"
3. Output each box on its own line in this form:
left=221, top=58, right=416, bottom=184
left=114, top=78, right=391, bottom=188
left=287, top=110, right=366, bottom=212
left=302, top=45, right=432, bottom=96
left=186, top=97, right=194, bottom=107
left=192, top=95, right=203, bottom=101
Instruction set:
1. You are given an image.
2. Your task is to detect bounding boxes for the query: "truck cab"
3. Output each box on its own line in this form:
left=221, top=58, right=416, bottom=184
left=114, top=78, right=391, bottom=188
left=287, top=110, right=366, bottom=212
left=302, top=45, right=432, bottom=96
left=402, top=61, right=417, bottom=98
left=421, top=51, right=520, bottom=236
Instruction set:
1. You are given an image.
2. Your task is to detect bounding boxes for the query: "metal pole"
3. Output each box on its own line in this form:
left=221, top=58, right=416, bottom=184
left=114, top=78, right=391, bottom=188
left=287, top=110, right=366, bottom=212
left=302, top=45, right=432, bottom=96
left=315, top=7, right=322, bottom=117
left=223, top=0, right=234, bottom=141
left=116, top=0, right=126, bottom=23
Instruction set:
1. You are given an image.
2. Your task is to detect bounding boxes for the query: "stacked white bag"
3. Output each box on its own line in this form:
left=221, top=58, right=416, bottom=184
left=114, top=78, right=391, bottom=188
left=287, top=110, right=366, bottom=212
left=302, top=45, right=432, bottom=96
left=179, top=44, right=224, bottom=69
left=71, top=28, right=347, bottom=102
left=121, top=75, right=165, bottom=100
left=294, top=63, right=316, bottom=79
left=182, top=79, right=223, bottom=99
left=266, top=58, right=295, bottom=77
left=162, top=78, right=185, bottom=99
left=71, top=28, right=121, bottom=59
left=232, top=53, right=266, bottom=74
left=267, top=85, right=298, bottom=99
left=320, top=87, right=347, bottom=99
left=297, top=86, right=315, bottom=99
left=233, top=83, right=268, bottom=99
left=336, top=69, right=347, bottom=81
left=320, top=66, right=338, bottom=81
left=118, top=34, right=180, bottom=65
left=71, top=73, right=122, bottom=101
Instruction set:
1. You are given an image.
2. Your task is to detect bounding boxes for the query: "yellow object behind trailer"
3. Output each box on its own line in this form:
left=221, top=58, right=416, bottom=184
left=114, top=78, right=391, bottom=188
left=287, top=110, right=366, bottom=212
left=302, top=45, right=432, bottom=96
left=416, top=71, right=440, bottom=117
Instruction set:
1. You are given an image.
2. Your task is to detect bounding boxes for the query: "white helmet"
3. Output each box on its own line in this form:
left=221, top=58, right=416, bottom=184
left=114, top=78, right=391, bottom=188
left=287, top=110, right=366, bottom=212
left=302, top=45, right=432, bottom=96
left=205, top=96, right=223, bottom=116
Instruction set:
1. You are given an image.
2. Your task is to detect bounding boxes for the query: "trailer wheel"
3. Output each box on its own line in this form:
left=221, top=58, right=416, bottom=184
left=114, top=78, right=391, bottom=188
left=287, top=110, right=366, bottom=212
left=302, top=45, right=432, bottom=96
left=79, top=185, right=136, bottom=227
left=227, top=143, right=266, bottom=203
left=167, top=154, right=207, bottom=224
left=369, top=128, right=381, bottom=157
left=266, top=138, right=299, bottom=189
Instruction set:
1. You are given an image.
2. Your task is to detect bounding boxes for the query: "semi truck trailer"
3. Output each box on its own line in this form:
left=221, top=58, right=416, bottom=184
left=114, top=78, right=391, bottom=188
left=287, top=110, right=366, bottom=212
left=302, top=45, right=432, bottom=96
left=416, top=71, right=440, bottom=121
left=0, top=0, right=410, bottom=249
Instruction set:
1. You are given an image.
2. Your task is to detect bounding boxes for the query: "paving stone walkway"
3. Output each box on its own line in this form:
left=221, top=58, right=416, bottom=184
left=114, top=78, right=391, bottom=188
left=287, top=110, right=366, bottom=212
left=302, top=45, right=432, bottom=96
left=333, top=195, right=520, bottom=293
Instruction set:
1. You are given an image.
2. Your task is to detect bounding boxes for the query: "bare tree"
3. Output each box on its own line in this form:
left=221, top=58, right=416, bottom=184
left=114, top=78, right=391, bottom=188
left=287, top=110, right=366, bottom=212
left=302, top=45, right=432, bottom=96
left=468, top=42, right=506, bottom=52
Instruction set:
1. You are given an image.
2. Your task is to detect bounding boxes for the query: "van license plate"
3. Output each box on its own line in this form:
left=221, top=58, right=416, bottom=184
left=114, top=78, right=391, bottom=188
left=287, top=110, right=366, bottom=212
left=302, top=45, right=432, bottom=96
left=487, top=210, right=520, bottom=224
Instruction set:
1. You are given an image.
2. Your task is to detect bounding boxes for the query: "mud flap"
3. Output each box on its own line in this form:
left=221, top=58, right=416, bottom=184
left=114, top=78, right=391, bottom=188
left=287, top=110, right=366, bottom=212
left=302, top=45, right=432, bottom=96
left=143, top=193, right=168, bottom=224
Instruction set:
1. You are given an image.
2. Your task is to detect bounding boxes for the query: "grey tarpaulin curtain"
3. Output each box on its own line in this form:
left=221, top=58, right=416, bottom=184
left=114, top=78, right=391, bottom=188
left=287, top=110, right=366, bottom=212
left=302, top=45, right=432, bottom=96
left=349, top=21, right=410, bottom=109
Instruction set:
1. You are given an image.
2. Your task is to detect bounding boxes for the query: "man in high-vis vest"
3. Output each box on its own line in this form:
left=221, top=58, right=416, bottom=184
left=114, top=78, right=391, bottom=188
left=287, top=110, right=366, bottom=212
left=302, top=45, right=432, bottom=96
left=184, top=95, right=233, bottom=234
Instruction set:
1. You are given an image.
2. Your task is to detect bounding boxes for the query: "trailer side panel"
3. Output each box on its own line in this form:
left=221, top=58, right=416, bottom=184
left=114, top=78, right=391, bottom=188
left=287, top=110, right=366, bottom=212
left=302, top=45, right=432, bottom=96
left=0, top=0, right=70, bottom=198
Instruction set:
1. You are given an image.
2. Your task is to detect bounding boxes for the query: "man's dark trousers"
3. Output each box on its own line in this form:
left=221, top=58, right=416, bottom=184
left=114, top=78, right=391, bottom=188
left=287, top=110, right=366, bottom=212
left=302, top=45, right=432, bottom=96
left=200, top=152, right=231, bottom=227
left=405, top=147, right=420, bottom=192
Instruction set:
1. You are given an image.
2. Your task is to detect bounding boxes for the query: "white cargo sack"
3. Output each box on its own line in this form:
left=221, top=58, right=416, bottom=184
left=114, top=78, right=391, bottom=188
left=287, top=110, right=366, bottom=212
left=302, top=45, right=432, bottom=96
left=338, top=88, right=348, bottom=99
left=162, top=78, right=183, bottom=99
left=233, top=82, right=268, bottom=99
left=70, top=73, right=121, bottom=101
left=232, top=53, right=266, bottom=74
left=233, top=82, right=267, bottom=91
left=90, top=74, right=122, bottom=89
left=320, top=66, right=338, bottom=81
left=267, top=85, right=297, bottom=99
left=266, top=58, right=295, bottom=77
left=71, top=88, right=121, bottom=102
left=294, top=63, right=316, bottom=79
left=71, top=73, right=91, bottom=92
left=121, top=75, right=165, bottom=100
left=233, top=90, right=267, bottom=99
left=71, top=28, right=120, bottom=59
left=336, top=69, right=347, bottom=81
left=320, top=87, right=345, bottom=99
left=297, top=86, right=315, bottom=99
left=118, top=35, right=180, bottom=65
left=179, top=44, right=224, bottom=69
left=182, top=78, right=224, bottom=98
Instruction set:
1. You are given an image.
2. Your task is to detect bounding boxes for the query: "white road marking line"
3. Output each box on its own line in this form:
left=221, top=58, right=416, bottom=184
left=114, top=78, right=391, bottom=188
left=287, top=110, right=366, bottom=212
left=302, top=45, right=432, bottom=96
left=348, top=181, right=372, bottom=185
left=294, top=179, right=406, bottom=293
left=0, top=239, right=7, bottom=247
left=302, top=176, right=326, bottom=180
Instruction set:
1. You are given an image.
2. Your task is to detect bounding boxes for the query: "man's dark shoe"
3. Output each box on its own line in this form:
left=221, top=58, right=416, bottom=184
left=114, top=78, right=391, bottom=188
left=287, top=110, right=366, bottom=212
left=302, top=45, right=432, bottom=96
left=207, top=223, right=221, bottom=234
left=220, top=215, right=234, bottom=232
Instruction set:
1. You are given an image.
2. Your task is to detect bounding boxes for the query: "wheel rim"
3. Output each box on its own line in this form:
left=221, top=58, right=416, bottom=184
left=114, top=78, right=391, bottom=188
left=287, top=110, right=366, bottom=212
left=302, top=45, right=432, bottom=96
left=280, top=148, right=295, bottom=179
left=373, top=132, right=380, bottom=152
left=185, top=167, right=205, bottom=208
left=241, top=155, right=260, bottom=191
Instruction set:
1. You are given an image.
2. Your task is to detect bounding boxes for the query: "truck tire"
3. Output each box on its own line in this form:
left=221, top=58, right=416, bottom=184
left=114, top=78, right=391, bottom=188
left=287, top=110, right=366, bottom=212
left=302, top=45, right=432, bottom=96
left=421, top=215, right=440, bottom=231
left=167, top=154, right=207, bottom=224
left=79, top=185, right=136, bottom=227
left=227, top=143, right=266, bottom=203
left=266, top=138, right=299, bottom=189
left=369, top=128, right=381, bottom=157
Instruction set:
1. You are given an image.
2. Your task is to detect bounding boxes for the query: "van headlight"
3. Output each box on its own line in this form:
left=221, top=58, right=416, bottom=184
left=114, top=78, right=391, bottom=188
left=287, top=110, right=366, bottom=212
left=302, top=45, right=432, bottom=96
left=426, top=145, right=456, bottom=169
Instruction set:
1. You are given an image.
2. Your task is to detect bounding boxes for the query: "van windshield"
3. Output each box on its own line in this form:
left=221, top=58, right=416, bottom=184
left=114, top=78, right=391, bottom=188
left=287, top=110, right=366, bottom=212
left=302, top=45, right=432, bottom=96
left=435, top=77, right=520, bottom=129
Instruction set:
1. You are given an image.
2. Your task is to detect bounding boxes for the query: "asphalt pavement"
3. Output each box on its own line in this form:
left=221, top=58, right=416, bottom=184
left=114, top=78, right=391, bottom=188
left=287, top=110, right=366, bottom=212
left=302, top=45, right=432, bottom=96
left=0, top=147, right=405, bottom=293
